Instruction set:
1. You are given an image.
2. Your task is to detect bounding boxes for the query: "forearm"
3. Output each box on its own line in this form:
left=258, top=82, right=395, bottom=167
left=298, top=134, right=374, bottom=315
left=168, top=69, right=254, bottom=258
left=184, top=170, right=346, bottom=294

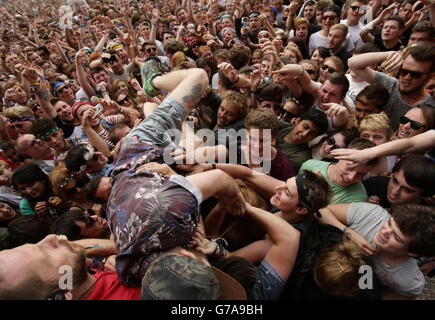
left=82, top=125, right=111, bottom=157
left=34, top=86, right=57, bottom=118
left=73, top=238, right=116, bottom=257
left=348, top=51, right=388, bottom=71
left=203, top=203, right=226, bottom=238
left=317, top=207, right=348, bottom=230
left=76, top=63, right=96, bottom=98
left=94, top=33, right=109, bottom=52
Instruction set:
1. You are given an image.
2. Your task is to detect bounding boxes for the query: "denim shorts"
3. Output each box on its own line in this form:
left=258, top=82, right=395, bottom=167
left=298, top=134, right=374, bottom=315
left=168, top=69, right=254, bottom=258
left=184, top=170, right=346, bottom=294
left=253, top=259, right=286, bottom=300
left=127, top=97, right=187, bottom=149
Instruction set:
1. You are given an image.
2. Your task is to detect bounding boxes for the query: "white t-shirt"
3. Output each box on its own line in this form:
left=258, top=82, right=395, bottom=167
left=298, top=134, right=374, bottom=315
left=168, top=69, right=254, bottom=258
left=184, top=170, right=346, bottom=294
left=341, top=19, right=364, bottom=50
left=308, top=31, right=356, bottom=56
left=344, top=74, right=369, bottom=108
left=347, top=202, right=426, bottom=297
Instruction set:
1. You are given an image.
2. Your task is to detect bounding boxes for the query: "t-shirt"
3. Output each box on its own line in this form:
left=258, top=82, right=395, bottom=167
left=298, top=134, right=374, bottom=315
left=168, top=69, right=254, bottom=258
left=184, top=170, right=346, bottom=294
left=374, top=71, right=435, bottom=130
left=346, top=202, right=426, bottom=297
left=341, top=19, right=364, bottom=49
left=308, top=31, right=355, bottom=56
left=299, top=159, right=368, bottom=203
left=86, top=270, right=141, bottom=300
left=277, top=121, right=311, bottom=173
left=344, top=74, right=369, bottom=109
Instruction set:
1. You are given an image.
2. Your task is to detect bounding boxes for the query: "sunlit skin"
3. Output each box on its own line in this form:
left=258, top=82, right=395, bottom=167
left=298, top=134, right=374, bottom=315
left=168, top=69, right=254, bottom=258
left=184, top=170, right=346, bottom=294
left=397, top=108, right=428, bottom=139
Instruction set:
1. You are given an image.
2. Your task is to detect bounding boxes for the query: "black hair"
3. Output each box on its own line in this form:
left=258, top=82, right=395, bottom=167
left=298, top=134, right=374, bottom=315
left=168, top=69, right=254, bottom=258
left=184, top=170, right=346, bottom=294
left=51, top=208, right=87, bottom=241
left=300, top=109, right=329, bottom=135
left=85, top=174, right=103, bottom=203
left=4, top=215, right=52, bottom=249
left=11, top=163, right=50, bottom=190
left=64, top=144, right=89, bottom=172
left=392, top=155, right=435, bottom=197
left=30, top=117, right=58, bottom=139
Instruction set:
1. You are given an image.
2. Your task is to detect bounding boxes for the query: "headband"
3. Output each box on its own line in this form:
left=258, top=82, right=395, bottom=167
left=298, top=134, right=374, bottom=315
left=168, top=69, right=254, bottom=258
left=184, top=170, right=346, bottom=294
left=112, top=44, right=124, bottom=50
left=52, top=81, right=65, bottom=97
left=38, top=126, right=59, bottom=141
left=295, top=173, right=313, bottom=213
left=9, top=116, right=34, bottom=123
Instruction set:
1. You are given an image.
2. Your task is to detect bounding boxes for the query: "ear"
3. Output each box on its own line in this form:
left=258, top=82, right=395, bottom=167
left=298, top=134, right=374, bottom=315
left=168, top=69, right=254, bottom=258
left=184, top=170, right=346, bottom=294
left=295, top=204, right=308, bottom=216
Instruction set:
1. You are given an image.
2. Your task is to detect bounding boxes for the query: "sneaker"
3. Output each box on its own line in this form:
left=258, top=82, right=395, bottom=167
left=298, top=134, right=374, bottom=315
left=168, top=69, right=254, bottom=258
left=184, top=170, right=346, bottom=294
left=141, top=57, right=165, bottom=97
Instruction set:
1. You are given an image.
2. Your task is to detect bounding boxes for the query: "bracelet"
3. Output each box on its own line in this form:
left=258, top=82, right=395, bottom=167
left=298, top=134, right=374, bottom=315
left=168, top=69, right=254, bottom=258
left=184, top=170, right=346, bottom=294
left=295, top=65, right=304, bottom=80
left=211, top=163, right=216, bottom=170
left=343, top=226, right=350, bottom=234
left=231, top=75, right=239, bottom=83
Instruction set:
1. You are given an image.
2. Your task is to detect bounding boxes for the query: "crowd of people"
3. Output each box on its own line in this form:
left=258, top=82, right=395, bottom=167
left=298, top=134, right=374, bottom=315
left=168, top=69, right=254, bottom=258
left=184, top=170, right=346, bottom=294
left=0, top=0, right=434, bottom=300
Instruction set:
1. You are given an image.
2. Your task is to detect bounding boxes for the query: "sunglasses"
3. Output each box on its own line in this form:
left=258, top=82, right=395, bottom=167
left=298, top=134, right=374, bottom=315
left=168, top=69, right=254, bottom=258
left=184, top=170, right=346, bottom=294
left=305, top=69, right=315, bottom=75
left=83, top=211, right=95, bottom=226
left=322, top=15, right=337, bottom=21
left=102, top=55, right=117, bottom=63
left=349, top=5, right=361, bottom=12
left=9, top=123, right=24, bottom=129
left=326, top=136, right=340, bottom=150
left=63, top=177, right=87, bottom=193
left=31, top=104, right=40, bottom=112
left=56, top=83, right=71, bottom=94
left=399, top=115, right=425, bottom=130
left=117, top=96, right=130, bottom=105
left=321, top=64, right=337, bottom=73
left=399, top=68, right=428, bottom=79
left=146, top=47, right=156, bottom=53
left=280, top=109, right=298, bottom=120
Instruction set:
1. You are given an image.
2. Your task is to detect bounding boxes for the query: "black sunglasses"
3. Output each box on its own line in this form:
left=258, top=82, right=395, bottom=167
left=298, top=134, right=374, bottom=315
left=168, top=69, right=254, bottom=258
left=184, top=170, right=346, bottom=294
left=280, top=109, right=297, bottom=120
left=321, top=64, right=337, bottom=73
left=117, top=96, right=130, bottom=105
left=350, top=5, right=361, bottom=12
left=399, top=68, right=428, bottom=79
left=102, top=55, right=117, bottom=63
left=305, top=69, right=315, bottom=75
left=146, top=47, right=156, bottom=53
left=10, top=123, right=24, bottom=129
left=399, top=115, right=425, bottom=130
left=326, top=136, right=340, bottom=150
left=57, top=83, right=71, bottom=94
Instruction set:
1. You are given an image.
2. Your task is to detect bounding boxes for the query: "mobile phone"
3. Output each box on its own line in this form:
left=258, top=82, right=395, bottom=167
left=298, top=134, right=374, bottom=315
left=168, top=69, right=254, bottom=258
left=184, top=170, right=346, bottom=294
left=93, top=103, right=104, bottom=119
left=241, top=17, right=249, bottom=26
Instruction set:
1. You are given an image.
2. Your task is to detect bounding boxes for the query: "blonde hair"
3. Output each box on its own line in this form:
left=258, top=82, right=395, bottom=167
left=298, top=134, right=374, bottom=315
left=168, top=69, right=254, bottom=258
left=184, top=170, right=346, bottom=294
left=171, top=51, right=188, bottom=68
left=324, top=56, right=344, bottom=73
left=284, top=45, right=303, bottom=63
left=313, top=236, right=367, bottom=298
left=359, top=112, right=393, bottom=138
left=0, top=160, right=10, bottom=171
left=4, top=106, right=34, bottom=119
left=329, top=23, right=348, bottom=37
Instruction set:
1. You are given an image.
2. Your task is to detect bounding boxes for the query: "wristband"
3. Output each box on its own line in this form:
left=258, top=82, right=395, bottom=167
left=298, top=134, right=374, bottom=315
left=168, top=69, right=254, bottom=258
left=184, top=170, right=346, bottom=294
left=211, top=163, right=216, bottom=170
left=231, top=75, right=239, bottom=83
left=295, top=65, right=304, bottom=80
left=343, top=226, right=350, bottom=234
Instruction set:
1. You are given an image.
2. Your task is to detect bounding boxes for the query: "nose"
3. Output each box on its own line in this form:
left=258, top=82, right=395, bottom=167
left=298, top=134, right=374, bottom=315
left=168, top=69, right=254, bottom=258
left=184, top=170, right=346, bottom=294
left=346, top=171, right=358, bottom=182
left=39, top=234, right=59, bottom=248
left=390, top=184, right=400, bottom=196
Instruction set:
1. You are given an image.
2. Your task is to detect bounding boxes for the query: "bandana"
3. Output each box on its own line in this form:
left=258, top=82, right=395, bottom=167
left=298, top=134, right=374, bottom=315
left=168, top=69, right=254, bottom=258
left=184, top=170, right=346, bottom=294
left=38, top=126, right=59, bottom=141
left=9, top=116, right=34, bottom=123
left=52, top=81, right=65, bottom=97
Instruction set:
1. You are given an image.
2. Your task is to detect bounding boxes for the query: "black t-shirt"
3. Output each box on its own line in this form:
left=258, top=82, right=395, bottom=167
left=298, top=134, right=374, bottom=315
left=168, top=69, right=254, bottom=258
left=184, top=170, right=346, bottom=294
left=363, top=176, right=391, bottom=208
left=374, top=32, right=403, bottom=52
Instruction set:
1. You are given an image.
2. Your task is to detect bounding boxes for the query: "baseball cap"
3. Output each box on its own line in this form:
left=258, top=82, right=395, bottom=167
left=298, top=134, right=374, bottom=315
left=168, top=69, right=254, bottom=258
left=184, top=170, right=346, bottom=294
left=140, top=254, right=247, bottom=300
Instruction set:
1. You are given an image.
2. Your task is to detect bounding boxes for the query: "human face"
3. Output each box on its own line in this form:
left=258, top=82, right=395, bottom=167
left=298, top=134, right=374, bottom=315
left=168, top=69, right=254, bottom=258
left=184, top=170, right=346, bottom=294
left=252, top=52, right=262, bottom=65
left=56, top=83, right=75, bottom=102
left=318, top=80, right=344, bottom=109
left=347, top=1, right=366, bottom=23
left=304, top=5, right=315, bottom=20
left=62, top=176, right=88, bottom=200
left=261, top=60, right=271, bottom=77
left=8, top=120, right=33, bottom=136
left=249, top=16, right=261, bottom=31
left=0, top=167, right=12, bottom=186
left=281, top=100, right=301, bottom=122
left=222, top=28, right=235, bottom=44
left=354, top=100, right=380, bottom=123
left=116, top=94, right=132, bottom=108
left=398, top=56, right=432, bottom=96
left=18, top=134, right=51, bottom=159
left=311, top=49, right=324, bottom=64
left=373, top=217, right=409, bottom=255
left=381, top=20, right=401, bottom=42
left=408, top=31, right=432, bottom=45
left=322, top=11, right=338, bottom=31
left=16, top=180, right=46, bottom=199
left=115, top=47, right=128, bottom=63
left=327, top=28, right=346, bottom=52
left=95, top=176, right=113, bottom=201
left=387, top=169, right=422, bottom=205
left=302, top=62, right=317, bottom=80
left=75, top=214, right=110, bottom=239
left=221, top=17, right=234, bottom=29
left=398, top=3, right=413, bottom=21
left=177, top=9, right=187, bottom=22
left=0, top=201, right=17, bottom=223
left=318, top=61, right=339, bottom=83
left=54, top=101, right=74, bottom=123
left=295, top=23, right=309, bottom=41
left=77, top=104, right=101, bottom=128
left=217, top=100, right=241, bottom=127
left=360, top=129, right=388, bottom=146
left=42, top=129, right=65, bottom=151
left=144, top=44, right=157, bottom=57
left=163, top=32, right=175, bottom=44
left=201, top=50, right=213, bottom=61
left=246, top=128, right=274, bottom=159
left=319, top=133, right=346, bottom=158
left=397, top=108, right=427, bottom=139
left=0, top=234, right=86, bottom=298
left=270, top=177, right=300, bottom=212
left=334, top=160, right=372, bottom=186
left=92, top=69, right=110, bottom=85
left=5, top=85, right=28, bottom=105
left=289, top=120, right=320, bottom=144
